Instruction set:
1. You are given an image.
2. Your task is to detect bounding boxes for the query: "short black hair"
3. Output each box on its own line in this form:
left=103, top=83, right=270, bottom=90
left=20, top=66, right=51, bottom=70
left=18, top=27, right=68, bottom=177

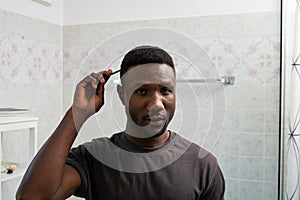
left=120, top=45, right=175, bottom=78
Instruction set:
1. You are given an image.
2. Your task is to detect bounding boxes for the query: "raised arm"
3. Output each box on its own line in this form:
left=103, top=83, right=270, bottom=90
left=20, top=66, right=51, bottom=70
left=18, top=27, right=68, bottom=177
left=16, top=70, right=112, bottom=200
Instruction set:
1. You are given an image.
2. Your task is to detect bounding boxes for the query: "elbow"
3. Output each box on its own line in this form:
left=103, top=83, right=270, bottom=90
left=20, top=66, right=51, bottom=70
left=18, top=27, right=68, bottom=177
left=16, top=194, right=51, bottom=200
left=16, top=194, right=30, bottom=200
left=15, top=190, right=33, bottom=200
left=16, top=187, right=61, bottom=200
left=16, top=196, right=30, bottom=200
left=16, top=189, right=49, bottom=200
left=16, top=183, right=32, bottom=200
left=15, top=188, right=26, bottom=200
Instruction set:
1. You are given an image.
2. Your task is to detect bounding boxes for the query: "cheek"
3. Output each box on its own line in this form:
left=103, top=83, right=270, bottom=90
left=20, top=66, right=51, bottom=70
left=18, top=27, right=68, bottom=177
left=166, top=97, right=176, bottom=115
left=128, top=96, right=143, bottom=120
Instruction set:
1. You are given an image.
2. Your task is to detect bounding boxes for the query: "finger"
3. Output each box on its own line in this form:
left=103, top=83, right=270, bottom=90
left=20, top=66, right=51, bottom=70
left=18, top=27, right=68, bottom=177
left=102, top=69, right=113, bottom=82
left=86, top=70, right=106, bottom=96
left=88, top=74, right=100, bottom=89
left=90, top=69, right=111, bottom=84
left=95, top=73, right=107, bottom=96
left=77, top=75, right=95, bottom=87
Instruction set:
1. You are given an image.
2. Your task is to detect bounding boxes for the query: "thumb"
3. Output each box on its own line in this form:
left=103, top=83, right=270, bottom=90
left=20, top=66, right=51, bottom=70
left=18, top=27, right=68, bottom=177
left=94, top=79, right=105, bottom=112
left=96, top=77, right=105, bottom=97
left=96, top=69, right=112, bottom=96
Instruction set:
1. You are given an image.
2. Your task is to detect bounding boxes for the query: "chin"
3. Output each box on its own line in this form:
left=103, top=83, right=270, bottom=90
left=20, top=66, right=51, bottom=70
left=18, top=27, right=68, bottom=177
left=126, top=119, right=169, bottom=138
left=148, top=126, right=168, bottom=138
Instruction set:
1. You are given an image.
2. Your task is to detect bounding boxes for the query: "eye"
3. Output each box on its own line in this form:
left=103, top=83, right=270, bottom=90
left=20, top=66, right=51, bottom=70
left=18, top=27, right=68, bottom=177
left=135, top=88, right=147, bottom=95
left=161, top=87, right=173, bottom=95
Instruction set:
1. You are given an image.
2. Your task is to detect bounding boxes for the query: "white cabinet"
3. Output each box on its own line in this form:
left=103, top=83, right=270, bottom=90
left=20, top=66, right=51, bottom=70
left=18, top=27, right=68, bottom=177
left=0, top=116, right=38, bottom=200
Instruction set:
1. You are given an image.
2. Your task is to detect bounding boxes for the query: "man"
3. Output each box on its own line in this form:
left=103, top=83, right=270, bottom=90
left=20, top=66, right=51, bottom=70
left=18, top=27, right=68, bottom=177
left=16, top=46, right=225, bottom=200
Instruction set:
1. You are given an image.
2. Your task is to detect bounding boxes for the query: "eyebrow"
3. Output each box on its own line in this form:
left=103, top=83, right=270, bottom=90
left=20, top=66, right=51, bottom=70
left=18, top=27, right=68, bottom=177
left=131, top=81, right=175, bottom=89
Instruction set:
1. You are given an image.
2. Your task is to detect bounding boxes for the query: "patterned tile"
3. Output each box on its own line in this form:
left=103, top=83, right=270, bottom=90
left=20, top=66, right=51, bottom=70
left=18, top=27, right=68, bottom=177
left=0, top=9, right=281, bottom=200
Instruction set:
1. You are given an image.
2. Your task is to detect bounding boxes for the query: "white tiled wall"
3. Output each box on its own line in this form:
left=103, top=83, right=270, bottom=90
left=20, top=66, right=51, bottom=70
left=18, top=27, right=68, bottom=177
left=63, top=12, right=280, bottom=200
left=0, top=9, right=280, bottom=200
left=0, top=9, right=63, bottom=199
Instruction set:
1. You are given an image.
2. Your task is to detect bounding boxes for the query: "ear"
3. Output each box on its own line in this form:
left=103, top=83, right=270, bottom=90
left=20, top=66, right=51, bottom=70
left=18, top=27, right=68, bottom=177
left=117, top=84, right=125, bottom=105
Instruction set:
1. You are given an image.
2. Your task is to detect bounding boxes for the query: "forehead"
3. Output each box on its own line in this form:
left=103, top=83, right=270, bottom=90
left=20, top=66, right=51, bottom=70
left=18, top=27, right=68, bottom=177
left=121, top=63, right=176, bottom=87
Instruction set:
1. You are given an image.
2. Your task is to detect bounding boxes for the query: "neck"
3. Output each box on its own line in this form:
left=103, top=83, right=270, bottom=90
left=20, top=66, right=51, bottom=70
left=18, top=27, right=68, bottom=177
left=124, top=130, right=170, bottom=148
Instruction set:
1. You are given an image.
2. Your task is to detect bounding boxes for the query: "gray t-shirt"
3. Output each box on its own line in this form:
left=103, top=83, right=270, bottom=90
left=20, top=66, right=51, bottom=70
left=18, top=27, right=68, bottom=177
left=66, top=131, right=225, bottom=200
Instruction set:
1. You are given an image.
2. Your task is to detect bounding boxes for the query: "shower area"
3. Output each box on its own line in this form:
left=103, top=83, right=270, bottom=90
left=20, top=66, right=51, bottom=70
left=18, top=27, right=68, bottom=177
left=0, top=0, right=292, bottom=199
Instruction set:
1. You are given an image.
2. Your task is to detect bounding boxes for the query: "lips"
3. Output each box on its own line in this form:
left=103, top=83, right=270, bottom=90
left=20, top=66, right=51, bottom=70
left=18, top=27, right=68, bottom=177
left=143, top=115, right=166, bottom=127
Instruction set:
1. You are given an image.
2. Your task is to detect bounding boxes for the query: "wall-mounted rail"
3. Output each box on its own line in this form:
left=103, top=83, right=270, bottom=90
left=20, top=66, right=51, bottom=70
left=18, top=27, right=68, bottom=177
left=176, top=76, right=235, bottom=85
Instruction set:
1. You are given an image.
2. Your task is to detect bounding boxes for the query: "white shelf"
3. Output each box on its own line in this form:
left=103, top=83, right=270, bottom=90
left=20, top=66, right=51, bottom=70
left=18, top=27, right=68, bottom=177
left=0, top=116, right=38, bottom=124
left=0, top=116, right=38, bottom=199
left=0, top=116, right=39, bottom=131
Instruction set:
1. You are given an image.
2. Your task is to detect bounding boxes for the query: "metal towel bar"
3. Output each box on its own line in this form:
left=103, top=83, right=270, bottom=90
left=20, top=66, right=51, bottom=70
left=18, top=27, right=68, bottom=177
left=176, top=76, right=235, bottom=85
left=112, top=76, right=235, bottom=85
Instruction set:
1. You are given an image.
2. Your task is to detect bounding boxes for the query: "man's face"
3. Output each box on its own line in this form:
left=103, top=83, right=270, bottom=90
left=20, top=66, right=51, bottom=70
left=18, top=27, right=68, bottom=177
left=118, top=63, right=176, bottom=138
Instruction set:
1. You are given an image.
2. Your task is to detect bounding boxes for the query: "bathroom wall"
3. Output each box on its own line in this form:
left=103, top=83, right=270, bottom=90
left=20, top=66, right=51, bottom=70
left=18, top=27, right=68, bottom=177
left=0, top=5, right=280, bottom=200
left=0, top=0, right=63, bottom=24
left=63, top=11, right=280, bottom=200
left=0, top=9, right=62, bottom=199
left=64, top=0, right=280, bottom=24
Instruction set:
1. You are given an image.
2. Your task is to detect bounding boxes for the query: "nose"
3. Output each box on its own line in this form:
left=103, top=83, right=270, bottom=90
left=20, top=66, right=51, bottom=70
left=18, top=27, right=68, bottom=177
left=147, top=92, right=164, bottom=114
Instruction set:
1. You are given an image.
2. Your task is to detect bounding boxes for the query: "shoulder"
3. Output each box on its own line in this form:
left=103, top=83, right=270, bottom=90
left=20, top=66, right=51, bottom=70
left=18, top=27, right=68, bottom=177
left=79, top=132, right=123, bottom=150
left=174, top=135, right=225, bottom=199
left=174, top=133, right=220, bottom=168
left=69, top=133, right=122, bottom=158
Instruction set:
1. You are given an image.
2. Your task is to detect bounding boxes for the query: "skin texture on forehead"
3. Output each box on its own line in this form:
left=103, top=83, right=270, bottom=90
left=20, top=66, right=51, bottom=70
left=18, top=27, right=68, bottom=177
left=121, top=63, right=176, bottom=90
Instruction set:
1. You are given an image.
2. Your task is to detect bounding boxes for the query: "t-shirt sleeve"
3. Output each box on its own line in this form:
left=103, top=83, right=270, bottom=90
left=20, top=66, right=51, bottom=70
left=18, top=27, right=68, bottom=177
left=199, top=154, right=225, bottom=200
left=66, top=145, right=89, bottom=198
